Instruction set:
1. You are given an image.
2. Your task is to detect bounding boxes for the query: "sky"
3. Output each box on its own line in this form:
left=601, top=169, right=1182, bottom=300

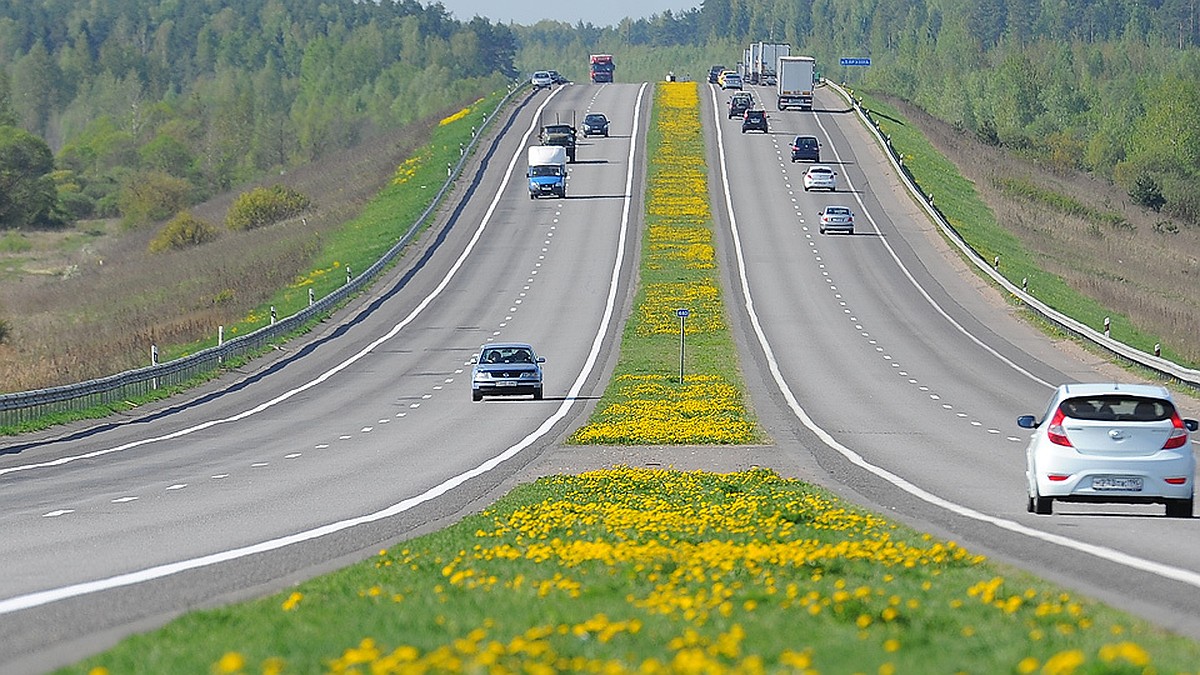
left=432, top=0, right=700, bottom=27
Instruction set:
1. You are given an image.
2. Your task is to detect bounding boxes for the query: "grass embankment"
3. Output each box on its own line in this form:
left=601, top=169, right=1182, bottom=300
left=847, top=89, right=1196, bottom=369
left=63, top=468, right=1200, bottom=673
left=56, top=83, right=1200, bottom=673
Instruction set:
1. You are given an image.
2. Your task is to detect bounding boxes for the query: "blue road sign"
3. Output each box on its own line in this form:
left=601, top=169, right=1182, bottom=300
left=840, top=57, right=871, bottom=67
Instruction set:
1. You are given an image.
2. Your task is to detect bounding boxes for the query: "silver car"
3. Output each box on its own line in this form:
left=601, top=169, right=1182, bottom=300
left=818, top=206, right=854, bottom=234
left=1017, top=383, right=1198, bottom=517
left=471, top=343, right=545, bottom=401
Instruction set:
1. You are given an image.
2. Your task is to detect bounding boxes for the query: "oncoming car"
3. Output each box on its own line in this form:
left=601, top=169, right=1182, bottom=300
left=802, top=165, right=837, bottom=191
left=581, top=112, right=610, bottom=137
left=531, top=71, right=553, bottom=89
left=818, top=206, right=854, bottom=234
left=1017, top=383, right=1198, bottom=517
left=471, top=343, right=545, bottom=401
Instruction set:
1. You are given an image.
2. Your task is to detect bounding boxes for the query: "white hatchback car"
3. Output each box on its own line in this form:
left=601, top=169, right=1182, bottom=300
left=1018, top=383, right=1198, bottom=517
left=803, top=165, right=837, bottom=191
left=531, top=71, right=553, bottom=89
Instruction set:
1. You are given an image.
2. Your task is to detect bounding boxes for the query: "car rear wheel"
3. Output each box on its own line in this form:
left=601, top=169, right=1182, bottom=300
left=1166, top=497, right=1193, bottom=518
left=1030, top=490, right=1052, bottom=515
left=533, top=387, right=543, bottom=401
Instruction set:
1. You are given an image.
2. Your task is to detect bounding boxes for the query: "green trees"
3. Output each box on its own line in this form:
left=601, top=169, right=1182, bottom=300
left=0, top=126, right=59, bottom=228
left=0, top=0, right=517, bottom=228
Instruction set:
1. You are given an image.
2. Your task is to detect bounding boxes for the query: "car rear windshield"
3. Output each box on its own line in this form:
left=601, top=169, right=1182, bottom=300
left=794, top=137, right=817, bottom=147
left=1060, top=395, right=1175, bottom=422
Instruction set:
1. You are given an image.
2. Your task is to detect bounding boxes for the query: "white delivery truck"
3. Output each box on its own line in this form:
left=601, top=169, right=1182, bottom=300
left=747, top=43, right=762, bottom=84
left=776, top=55, right=816, bottom=110
left=757, top=43, right=790, bottom=85
left=527, top=146, right=567, bottom=199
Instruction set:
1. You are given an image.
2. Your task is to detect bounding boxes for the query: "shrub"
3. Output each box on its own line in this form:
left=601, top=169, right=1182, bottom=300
left=57, top=191, right=96, bottom=220
left=148, top=211, right=219, bottom=253
left=1129, top=172, right=1166, bottom=212
left=118, top=171, right=194, bottom=227
left=225, top=185, right=312, bottom=231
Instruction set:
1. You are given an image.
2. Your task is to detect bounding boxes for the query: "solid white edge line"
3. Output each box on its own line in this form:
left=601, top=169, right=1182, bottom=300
left=706, top=84, right=1200, bottom=590
left=0, top=83, right=649, bottom=615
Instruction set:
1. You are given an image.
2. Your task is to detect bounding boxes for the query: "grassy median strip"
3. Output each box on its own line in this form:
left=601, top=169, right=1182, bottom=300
left=569, top=82, right=761, bottom=446
left=63, top=467, right=1200, bottom=673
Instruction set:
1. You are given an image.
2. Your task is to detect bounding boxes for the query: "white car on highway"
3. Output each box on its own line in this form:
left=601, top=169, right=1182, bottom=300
left=1018, top=383, right=1198, bottom=517
left=803, top=165, right=837, bottom=192
left=818, top=206, right=854, bottom=234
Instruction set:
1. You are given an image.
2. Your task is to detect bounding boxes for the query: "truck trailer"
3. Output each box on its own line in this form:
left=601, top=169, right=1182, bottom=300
left=776, top=55, right=816, bottom=110
left=756, top=43, right=790, bottom=85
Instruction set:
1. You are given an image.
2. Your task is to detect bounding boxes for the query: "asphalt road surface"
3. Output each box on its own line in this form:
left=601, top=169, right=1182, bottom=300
left=1, top=80, right=1198, bottom=673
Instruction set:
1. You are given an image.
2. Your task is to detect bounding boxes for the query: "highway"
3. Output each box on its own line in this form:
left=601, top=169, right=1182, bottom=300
left=1, top=79, right=1198, bottom=673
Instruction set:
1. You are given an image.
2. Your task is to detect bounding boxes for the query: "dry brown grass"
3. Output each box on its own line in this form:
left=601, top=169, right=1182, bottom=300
left=0, top=113, right=442, bottom=392
left=888, top=97, right=1200, bottom=364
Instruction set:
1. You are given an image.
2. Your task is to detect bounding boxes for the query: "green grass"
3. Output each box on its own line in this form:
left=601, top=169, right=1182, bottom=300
left=57, top=467, right=1200, bottom=673
left=850, top=90, right=1191, bottom=367
left=993, top=177, right=1131, bottom=231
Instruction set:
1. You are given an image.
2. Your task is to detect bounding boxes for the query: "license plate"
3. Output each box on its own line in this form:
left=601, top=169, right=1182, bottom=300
left=1092, top=476, right=1143, bottom=491
left=496, top=381, right=517, bottom=387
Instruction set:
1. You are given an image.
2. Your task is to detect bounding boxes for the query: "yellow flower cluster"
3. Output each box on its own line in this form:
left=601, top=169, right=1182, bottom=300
left=570, top=374, right=755, bottom=444
left=392, top=155, right=424, bottom=185
left=438, top=106, right=472, bottom=127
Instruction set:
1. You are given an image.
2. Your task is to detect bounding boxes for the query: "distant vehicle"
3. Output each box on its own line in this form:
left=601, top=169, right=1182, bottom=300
left=1018, top=383, right=1198, bottom=517
left=531, top=71, right=553, bottom=89
left=741, top=109, right=768, bottom=133
left=803, top=165, right=837, bottom=191
left=777, top=55, right=816, bottom=110
left=547, top=70, right=569, bottom=84
left=749, top=42, right=790, bottom=86
left=790, top=135, right=821, bottom=162
left=721, top=73, right=743, bottom=90
left=581, top=112, right=610, bottom=137
left=471, top=343, right=545, bottom=401
left=540, top=122, right=577, bottom=162
left=589, top=54, right=615, bottom=83
left=818, top=206, right=854, bottom=234
left=527, top=146, right=567, bottom=199
left=728, top=92, right=754, bottom=118
left=707, top=65, right=725, bottom=84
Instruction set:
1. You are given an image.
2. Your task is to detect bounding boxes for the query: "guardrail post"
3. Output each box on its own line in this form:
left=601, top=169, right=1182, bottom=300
left=1156, top=343, right=1162, bottom=357
left=1104, top=316, right=1111, bottom=337
left=993, top=255, right=1000, bottom=270
left=447, top=162, right=452, bottom=176
left=1022, top=277, right=1028, bottom=292
left=271, top=306, right=277, bottom=325
left=346, top=266, right=352, bottom=285
left=218, top=326, right=225, bottom=365
left=309, top=288, right=315, bottom=306
left=151, top=345, right=159, bottom=390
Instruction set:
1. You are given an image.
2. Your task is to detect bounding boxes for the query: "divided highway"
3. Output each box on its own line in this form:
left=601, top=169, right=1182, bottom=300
left=2, top=78, right=1198, bottom=674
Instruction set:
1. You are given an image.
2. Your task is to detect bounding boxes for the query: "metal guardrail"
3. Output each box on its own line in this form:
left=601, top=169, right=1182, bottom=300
left=0, top=82, right=529, bottom=428
left=826, top=80, right=1200, bottom=391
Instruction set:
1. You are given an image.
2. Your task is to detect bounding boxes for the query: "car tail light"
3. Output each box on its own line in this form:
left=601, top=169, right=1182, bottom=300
left=1047, top=474, right=1071, bottom=481
left=1047, top=408, right=1072, bottom=447
left=1165, top=477, right=1189, bottom=485
left=1163, top=412, right=1190, bottom=450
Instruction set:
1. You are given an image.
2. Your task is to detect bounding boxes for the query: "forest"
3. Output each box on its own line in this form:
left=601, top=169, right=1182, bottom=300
left=516, top=0, right=1200, bottom=225
left=0, top=0, right=518, bottom=229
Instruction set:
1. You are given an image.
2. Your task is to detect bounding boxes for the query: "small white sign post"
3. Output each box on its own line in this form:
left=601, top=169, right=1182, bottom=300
left=676, top=308, right=690, bottom=384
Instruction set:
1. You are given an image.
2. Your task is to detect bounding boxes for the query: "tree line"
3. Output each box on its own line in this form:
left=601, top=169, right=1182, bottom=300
left=0, top=0, right=518, bottom=229
left=518, top=0, right=1200, bottom=225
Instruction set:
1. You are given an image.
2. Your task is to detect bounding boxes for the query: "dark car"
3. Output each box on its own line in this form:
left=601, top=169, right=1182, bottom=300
left=728, top=93, right=753, bottom=119
left=708, top=64, right=725, bottom=84
left=581, top=112, right=610, bottom=137
left=471, top=343, right=545, bottom=401
left=741, top=110, right=768, bottom=133
left=790, top=135, right=820, bottom=162
left=547, top=70, right=569, bottom=84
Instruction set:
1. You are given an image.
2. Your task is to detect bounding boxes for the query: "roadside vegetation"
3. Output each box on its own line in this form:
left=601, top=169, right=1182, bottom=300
left=569, top=82, right=760, bottom=446
left=60, top=467, right=1200, bottom=673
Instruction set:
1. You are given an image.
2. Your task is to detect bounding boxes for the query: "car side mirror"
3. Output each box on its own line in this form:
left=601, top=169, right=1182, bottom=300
left=1016, top=415, right=1038, bottom=429
left=470, top=356, right=479, bottom=365
left=1187, top=419, right=1199, bottom=432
